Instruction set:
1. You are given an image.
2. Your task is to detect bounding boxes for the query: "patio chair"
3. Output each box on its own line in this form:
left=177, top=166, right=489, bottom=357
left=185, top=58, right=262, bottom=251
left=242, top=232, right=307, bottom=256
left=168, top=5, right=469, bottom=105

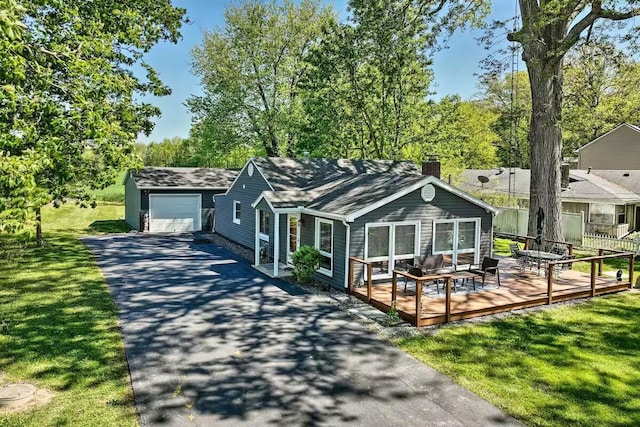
left=413, top=254, right=455, bottom=293
left=553, top=254, right=575, bottom=278
left=468, top=257, right=501, bottom=288
left=510, top=243, right=531, bottom=273
left=509, top=243, right=521, bottom=257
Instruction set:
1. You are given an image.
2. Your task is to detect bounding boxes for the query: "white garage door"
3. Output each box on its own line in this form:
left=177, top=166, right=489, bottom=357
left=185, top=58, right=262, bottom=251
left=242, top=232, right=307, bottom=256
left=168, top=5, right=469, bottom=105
left=149, top=194, right=202, bottom=233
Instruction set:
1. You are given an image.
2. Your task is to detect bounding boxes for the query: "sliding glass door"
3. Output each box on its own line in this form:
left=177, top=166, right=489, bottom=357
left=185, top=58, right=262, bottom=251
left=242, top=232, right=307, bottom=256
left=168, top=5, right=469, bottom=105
left=433, top=218, right=481, bottom=266
left=365, top=222, right=419, bottom=279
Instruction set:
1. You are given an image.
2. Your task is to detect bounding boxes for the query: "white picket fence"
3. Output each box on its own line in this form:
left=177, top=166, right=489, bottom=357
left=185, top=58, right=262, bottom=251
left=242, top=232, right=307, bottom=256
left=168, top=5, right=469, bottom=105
left=494, top=208, right=584, bottom=246
left=582, top=233, right=640, bottom=255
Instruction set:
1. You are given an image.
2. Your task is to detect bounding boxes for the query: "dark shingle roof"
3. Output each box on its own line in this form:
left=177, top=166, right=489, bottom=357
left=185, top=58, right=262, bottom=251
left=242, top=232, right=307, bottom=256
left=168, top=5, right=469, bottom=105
left=305, top=174, right=428, bottom=216
left=252, top=157, right=420, bottom=191
left=130, top=167, right=237, bottom=190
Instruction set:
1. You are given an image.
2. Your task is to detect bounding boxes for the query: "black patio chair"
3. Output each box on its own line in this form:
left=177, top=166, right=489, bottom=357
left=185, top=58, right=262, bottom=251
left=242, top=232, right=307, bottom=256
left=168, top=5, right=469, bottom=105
left=553, top=254, right=575, bottom=278
left=468, top=257, right=501, bottom=288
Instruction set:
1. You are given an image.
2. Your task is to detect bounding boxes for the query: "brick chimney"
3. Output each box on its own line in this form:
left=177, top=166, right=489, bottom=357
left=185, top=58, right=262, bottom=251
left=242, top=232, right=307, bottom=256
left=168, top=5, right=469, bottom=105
left=422, top=155, right=440, bottom=178
left=561, top=163, right=570, bottom=189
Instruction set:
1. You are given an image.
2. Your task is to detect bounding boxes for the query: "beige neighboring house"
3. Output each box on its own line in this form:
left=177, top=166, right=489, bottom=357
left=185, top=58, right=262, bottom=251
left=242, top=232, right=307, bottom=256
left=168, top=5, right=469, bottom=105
left=576, top=123, right=640, bottom=169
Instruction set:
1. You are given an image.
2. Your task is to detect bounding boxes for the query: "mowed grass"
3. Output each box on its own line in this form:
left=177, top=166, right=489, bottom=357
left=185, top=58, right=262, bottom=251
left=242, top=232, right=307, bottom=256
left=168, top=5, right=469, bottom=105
left=398, top=291, right=640, bottom=426
left=88, top=171, right=126, bottom=203
left=0, top=204, right=137, bottom=426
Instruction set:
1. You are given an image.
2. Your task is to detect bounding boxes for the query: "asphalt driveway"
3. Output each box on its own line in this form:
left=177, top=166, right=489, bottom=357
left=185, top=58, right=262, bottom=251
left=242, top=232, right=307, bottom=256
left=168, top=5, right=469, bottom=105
left=84, top=235, right=520, bottom=426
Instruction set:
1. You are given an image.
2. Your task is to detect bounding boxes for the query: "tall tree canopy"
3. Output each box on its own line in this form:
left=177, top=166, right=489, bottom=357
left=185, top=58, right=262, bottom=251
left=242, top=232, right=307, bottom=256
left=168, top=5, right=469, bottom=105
left=189, top=0, right=334, bottom=158
left=562, top=35, right=640, bottom=152
left=505, top=0, right=640, bottom=240
left=0, top=0, right=186, bottom=240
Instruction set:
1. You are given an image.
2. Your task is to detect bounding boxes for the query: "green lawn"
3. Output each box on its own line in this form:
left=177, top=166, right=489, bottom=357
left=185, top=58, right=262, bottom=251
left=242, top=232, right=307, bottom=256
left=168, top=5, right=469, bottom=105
left=398, top=292, right=640, bottom=426
left=88, top=171, right=126, bottom=203
left=0, top=204, right=136, bottom=426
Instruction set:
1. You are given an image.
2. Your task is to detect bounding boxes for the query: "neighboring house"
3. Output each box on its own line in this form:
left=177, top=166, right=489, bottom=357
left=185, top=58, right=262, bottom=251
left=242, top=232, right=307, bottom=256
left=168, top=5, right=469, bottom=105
left=576, top=123, right=640, bottom=170
left=214, top=157, right=498, bottom=289
left=459, top=167, right=640, bottom=238
left=124, top=167, right=237, bottom=232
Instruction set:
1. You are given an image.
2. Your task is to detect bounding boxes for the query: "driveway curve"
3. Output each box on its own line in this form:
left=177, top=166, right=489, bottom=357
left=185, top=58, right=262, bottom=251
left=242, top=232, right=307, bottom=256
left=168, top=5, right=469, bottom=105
left=84, top=235, right=520, bottom=426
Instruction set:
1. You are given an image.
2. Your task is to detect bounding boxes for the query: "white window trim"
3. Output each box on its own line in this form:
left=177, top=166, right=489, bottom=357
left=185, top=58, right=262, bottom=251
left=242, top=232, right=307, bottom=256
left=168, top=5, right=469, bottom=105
left=258, top=209, right=270, bottom=242
left=315, top=218, right=333, bottom=277
left=233, top=201, right=241, bottom=224
left=364, top=221, right=420, bottom=279
left=432, top=218, right=481, bottom=265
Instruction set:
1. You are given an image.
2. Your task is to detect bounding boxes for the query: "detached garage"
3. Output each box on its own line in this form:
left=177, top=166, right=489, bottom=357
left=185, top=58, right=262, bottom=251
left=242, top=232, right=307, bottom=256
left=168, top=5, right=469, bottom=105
left=124, top=167, right=237, bottom=232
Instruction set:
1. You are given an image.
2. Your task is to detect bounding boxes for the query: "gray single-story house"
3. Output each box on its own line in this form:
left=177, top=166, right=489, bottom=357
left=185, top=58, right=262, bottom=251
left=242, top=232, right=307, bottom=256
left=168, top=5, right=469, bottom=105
left=214, top=157, right=498, bottom=289
left=124, top=167, right=237, bottom=232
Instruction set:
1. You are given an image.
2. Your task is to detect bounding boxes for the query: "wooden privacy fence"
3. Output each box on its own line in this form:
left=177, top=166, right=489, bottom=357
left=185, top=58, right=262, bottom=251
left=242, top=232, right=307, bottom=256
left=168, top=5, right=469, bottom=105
left=582, top=233, right=640, bottom=255
left=495, top=208, right=584, bottom=246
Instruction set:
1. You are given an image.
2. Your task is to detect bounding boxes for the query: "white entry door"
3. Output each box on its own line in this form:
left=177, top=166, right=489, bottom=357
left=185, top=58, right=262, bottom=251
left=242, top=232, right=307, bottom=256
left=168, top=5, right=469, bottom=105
left=149, top=194, right=201, bottom=232
left=287, top=214, right=301, bottom=265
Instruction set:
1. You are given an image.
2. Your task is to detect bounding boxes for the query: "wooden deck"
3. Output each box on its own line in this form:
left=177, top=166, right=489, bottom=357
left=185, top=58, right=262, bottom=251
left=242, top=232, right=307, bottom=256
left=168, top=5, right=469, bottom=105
left=351, top=258, right=632, bottom=326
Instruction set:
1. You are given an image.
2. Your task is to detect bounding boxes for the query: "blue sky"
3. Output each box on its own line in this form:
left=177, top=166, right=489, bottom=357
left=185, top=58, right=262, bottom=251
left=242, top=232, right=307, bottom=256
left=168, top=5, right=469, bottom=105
left=137, top=0, right=517, bottom=143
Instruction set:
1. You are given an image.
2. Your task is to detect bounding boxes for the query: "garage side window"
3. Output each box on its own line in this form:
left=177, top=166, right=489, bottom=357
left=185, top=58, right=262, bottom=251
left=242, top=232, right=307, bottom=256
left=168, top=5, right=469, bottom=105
left=314, top=218, right=333, bottom=277
left=233, top=201, right=241, bottom=224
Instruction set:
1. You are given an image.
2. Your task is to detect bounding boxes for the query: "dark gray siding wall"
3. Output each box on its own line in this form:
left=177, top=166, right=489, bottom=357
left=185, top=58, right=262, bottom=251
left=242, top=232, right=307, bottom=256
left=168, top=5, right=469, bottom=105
left=214, top=163, right=272, bottom=249
left=279, top=214, right=288, bottom=264
left=254, top=199, right=274, bottom=261
left=124, top=174, right=141, bottom=230
left=349, top=186, right=493, bottom=284
left=299, top=213, right=348, bottom=289
left=141, top=189, right=223, bottom=231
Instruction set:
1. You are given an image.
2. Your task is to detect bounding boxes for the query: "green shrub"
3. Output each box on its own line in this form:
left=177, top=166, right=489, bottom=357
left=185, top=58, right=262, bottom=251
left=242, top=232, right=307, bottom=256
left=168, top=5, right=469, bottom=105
left=291, top=245, right=321, bottom=284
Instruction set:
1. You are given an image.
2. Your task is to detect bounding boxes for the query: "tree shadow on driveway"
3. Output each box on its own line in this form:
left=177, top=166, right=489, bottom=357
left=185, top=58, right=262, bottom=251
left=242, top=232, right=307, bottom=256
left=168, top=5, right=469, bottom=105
left=84, top=235, right=519, bottom=426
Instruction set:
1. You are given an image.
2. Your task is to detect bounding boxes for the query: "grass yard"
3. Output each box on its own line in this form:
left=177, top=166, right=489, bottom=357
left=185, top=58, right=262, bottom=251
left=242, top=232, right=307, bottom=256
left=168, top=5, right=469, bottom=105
left=88, top=171, right=126, bottom=203
left=0, top=204, right=137, bottom=426
left=398, top=292, right=640, bottom=426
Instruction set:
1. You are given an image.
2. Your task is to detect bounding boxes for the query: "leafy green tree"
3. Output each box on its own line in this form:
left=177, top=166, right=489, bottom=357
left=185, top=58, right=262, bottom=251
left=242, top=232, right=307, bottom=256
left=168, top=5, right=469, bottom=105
left=189, top=0, right=334, bottom=157
left=562, top=37, right=640, bottom=153
left=0, top=0, right=186, bottom=243
left=402, top=97, right=499, bottom=177
left=477, top=71, right=531, bottom=168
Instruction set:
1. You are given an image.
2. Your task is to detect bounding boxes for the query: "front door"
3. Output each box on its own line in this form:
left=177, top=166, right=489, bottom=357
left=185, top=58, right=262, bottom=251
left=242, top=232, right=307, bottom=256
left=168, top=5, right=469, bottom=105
left=287, top=214, right=301, bottom=265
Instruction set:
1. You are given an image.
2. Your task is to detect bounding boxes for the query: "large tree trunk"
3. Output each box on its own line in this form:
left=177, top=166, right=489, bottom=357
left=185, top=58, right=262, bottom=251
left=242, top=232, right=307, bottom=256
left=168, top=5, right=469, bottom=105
left=525, top=59, right=564, bottom=244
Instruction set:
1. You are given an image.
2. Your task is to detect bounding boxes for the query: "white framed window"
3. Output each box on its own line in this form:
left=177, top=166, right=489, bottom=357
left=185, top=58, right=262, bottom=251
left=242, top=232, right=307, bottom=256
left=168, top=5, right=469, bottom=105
left=315, top=218, right=333, bottom=276
left=258, top=209, right=270, bottom=241
left=432, top=218, right=481, bottom=266
left=233, top=201, right=241, bottom=224
left=364, top=221, right=420, bottom=279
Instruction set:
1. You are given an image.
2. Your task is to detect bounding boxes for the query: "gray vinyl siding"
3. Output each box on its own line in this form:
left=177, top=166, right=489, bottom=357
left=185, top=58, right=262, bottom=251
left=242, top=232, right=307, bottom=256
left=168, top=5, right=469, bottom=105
left=349, top=186, right=493, bottom=284
left=254, top=199, right=275, bottom=261
left=214, top=162, right=272, bottom=249
left=279, top=214, right=289, bottom=264
left=124, top=173, right=141, bottom=230
left=299, top=213, right=347, bottom=289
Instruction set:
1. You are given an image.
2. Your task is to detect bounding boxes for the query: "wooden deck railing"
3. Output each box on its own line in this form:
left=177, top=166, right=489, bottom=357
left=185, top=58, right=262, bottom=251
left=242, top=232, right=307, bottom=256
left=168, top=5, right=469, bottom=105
left=391, top=270, right=453, bottom=326
left=546, top=251, right=634, bottom=304
left=523, top=235, right=574, bottom=255
left=348, top=257, right=373, bottom=301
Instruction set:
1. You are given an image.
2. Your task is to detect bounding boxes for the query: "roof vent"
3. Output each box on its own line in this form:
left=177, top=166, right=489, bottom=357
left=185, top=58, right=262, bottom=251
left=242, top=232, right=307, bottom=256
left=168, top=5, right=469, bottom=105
left=623, top=172, right=630, bottom=177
